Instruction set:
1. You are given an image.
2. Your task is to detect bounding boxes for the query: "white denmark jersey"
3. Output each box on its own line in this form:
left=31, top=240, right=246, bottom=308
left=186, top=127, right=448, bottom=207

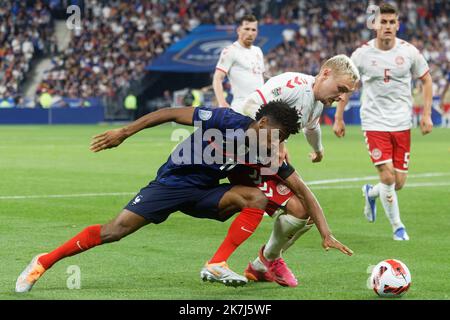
left=244, top=72, right=323, bottom=130
left=352, top=38, right=429, bottom=131
left=216, top=41, right=265, bottom=113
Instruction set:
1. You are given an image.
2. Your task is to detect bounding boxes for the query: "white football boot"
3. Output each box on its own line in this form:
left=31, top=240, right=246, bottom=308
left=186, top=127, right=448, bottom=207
left=15, top=253, right=47, bottom=293
left=393, top=227, right=410, bottom=241
left=200, top=261, right=247, bottom=287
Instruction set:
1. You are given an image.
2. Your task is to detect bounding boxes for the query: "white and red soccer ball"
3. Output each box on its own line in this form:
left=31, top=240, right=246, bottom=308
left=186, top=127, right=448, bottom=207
left=370, top=259, right=412, bottom=297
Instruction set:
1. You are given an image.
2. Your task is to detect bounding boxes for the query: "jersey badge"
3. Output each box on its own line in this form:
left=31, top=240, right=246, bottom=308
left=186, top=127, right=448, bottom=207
left=276, top=183, right=291, bottom=196
left=395, top=56, right=405, bottom=66
left=199, top=109, right=213, bottom=121
left=272, top=87, right=282, bottom=97
left=371, top=148, right=382, bottom=160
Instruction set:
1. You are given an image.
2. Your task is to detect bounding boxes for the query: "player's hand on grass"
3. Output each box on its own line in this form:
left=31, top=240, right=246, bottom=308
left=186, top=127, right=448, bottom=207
left=309, top=150, right=323, bottom=163
left=332, top=119, right=346, bottom=137
left=322, top=234, right=353, bottom=256
left=90, top=128, right=127, bottom=152
left=419, top=115, right=433, bottom=135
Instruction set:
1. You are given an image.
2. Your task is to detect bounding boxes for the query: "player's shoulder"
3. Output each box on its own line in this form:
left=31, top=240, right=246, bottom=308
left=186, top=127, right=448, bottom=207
left=396, top=38, right=421, bottom=55
left=352, top=39, right=374, bottom=55
left=271, top=71, right=312, bottom=80
left=220, top=42, right=239, bottom=54
left=265, top=72, right=313, bottom=89
left=205, top=106, right=250, bottom=121
left=220, top=108, right=254, bottom=129
left=252, top=45, right=264, bottom=53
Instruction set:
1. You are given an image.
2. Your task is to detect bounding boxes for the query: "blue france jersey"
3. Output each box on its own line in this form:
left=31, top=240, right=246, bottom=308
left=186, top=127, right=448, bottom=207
left=155, top=107, right=254, bottom=187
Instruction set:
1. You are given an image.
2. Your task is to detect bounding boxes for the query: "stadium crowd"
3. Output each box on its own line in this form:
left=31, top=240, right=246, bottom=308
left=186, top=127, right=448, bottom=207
left=0, top=0, right=448, bottom=104
left=264, top=0, right=450, bottom=92
left=0, top=1, right=54, bottom=105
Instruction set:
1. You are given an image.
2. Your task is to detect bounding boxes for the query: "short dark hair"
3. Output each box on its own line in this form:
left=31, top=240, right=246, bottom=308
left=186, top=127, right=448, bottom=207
left=255, top=100, right=301, bottom=136
left=379, top=2, right=398, bottom=15
left=238, top=14, right=257, bottom=26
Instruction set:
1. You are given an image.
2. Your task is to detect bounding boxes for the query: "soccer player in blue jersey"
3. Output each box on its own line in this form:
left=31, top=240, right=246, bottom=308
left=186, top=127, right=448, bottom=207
left=16, top=101, right=352, bottom=292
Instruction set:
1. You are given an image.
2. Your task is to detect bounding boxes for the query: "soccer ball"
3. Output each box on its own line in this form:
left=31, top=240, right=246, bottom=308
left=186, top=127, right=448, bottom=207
left=370, top=259, right=411, bottom=297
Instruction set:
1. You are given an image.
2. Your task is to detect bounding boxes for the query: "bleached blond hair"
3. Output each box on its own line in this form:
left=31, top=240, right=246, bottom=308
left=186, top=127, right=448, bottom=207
left=321, top=54, right=360, bottom=82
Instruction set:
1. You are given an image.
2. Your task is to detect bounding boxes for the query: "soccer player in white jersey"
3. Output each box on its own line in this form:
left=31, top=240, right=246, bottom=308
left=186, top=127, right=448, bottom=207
left=204, top=55, right=360, bottom=287
left=333, top=3, right=433, bottom=241
left=213, top=14, right=265, bottom=113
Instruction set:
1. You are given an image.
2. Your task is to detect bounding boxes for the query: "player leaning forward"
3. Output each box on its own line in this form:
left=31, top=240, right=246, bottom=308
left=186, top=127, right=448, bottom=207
left=203, top=54, right=360, bottom=286
left=333, top=3, right=433, bottom=241
left=15, top=100, right=352, bottom=292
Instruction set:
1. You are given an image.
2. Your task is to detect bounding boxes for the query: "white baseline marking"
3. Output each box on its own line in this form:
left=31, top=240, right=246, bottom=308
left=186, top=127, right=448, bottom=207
left=306, top=172, right=450, bottom=185
left=0, top=192, right=134, bottom=200
left=311, top=182, right=450, bottom=190
left=1, top=173, right=449, bottom=200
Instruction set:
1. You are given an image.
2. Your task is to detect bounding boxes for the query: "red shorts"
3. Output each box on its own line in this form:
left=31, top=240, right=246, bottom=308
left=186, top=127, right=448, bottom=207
left=228, top=167, right=293, bottom=216
left=364, top=130, right=411, bottom=172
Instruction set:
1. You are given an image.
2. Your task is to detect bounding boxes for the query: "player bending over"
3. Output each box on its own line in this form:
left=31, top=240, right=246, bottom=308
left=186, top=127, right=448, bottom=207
left=15, top=101, right=352, bottom=292
left=203, top=54, right=360, bottom=287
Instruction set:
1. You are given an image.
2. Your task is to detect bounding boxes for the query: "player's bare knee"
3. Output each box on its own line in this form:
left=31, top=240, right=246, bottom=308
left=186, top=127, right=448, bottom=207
left=286, top=196, right=308, bottom=219
left=245, top=189, right=267, bottom=210
left=101, top=222, right=129, bottom=243
left=379, top=168, right=395, bottom=185
left=395, top=181, right=405, bottom=190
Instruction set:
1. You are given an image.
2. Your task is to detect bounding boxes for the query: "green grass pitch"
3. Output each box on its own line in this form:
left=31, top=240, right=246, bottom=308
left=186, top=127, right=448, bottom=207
left=0, top=124, right=449, bottom=300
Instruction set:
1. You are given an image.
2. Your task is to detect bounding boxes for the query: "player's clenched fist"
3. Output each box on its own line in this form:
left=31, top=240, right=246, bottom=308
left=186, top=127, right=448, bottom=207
left=90, top=128, right=127, bottom=152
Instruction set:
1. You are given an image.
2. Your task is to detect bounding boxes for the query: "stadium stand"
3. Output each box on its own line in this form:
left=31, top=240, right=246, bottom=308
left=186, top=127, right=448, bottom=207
left=0, top=0, right=448, bottom=112
left=0, top=1, right=54, bottom=107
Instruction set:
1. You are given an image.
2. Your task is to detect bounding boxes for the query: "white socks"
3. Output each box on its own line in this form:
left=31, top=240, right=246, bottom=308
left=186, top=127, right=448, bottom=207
left=377, top=183, right=405, bottom=232
left=368, top=183, right=380, bottom=198
left=282, top=222, right=314, bottom=252
left=252, top=214, right=309, bottom=271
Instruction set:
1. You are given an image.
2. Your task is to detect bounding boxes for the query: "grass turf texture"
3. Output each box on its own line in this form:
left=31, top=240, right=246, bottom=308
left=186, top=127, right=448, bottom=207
left=0, top=124, right=449, bottom=300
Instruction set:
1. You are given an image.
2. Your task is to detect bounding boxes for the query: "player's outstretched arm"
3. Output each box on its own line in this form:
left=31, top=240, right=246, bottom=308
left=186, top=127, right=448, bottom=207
left=90, top=107, right=195, bottom=152
left=283, top=171, right=353, bottom=256
left=332, top=94, right=350, bottom=138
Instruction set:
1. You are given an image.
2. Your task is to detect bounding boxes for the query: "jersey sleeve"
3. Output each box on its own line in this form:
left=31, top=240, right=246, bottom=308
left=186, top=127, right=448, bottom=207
left=192, top=107, right=220, bottom=130
left=304, top=115, right=320, bottom=130
left=277, top=160, right=295, bottom=180
left=193, top=107, right=246, bottom=131
left=350, top=48, right=363, bottom=71
left=216, top=46, right=234, bottom=74
left=256, top=73, right=298, bottom=105
left=411, top=48, right=429, bottom=79
left=259, top=47, right=266, bottom=74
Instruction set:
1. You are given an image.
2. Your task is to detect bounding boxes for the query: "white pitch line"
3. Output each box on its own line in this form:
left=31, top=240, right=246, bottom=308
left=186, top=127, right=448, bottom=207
left=306, top=172, right=450, bottom=185
left=310, top=182, right=450, bottom=190
left=0, top=192, right=134, bottom=200
left=1, top=173, right=449, bottom=200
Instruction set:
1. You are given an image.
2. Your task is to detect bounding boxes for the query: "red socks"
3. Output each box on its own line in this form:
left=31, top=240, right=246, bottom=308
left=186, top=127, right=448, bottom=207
left=209, top=208, right=265, bottom=263
left=37, top=208, right=265, bottom=269
left=38, top=224, right=102, bottom=269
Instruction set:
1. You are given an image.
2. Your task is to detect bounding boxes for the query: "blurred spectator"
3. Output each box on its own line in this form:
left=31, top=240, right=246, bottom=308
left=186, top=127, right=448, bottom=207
left=263, top=0, right=449, bottom=95
left=1, top=0, right=448, bottom=105
left=0, top=0, right=54, bottom=102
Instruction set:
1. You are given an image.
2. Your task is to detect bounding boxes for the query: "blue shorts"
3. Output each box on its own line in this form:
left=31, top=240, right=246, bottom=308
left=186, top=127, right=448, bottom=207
left=124, top=181, right=234, bottom=224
